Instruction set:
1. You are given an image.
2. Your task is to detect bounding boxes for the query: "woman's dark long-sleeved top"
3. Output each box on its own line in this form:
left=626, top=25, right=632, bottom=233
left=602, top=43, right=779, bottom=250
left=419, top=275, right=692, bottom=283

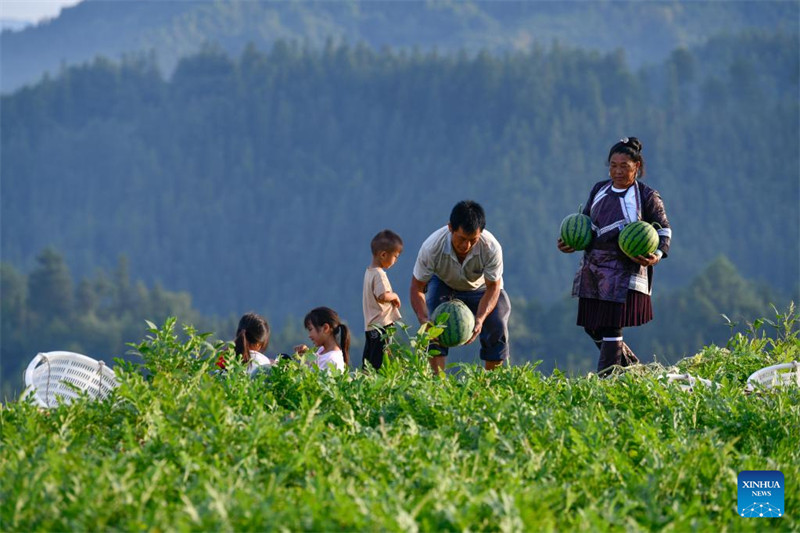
left=572, top=179, right=671, bottom=303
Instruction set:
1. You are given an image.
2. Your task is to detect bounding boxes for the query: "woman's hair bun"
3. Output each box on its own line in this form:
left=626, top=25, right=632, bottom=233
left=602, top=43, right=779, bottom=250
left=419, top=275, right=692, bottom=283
left=626, top=137, right=643, bottom=153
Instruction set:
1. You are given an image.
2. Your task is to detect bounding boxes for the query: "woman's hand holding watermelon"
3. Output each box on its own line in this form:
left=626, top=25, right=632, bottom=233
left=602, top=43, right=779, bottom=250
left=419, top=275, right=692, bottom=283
left=628, top=251, right=661, bottom=267
left=556, top=238, right=576, bottom=253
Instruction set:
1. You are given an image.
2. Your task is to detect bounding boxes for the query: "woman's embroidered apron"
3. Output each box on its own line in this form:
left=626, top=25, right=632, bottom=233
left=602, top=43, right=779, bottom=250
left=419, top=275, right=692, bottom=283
left=572, top=183, right=649, bottom=303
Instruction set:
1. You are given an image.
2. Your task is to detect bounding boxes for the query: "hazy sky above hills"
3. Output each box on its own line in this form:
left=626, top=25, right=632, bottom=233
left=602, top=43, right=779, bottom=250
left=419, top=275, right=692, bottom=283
left=1, top=0, right=81, bottom=23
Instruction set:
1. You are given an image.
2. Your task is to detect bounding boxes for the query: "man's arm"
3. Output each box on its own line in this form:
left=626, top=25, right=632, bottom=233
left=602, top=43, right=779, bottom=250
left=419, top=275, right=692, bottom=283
left=467, top=279, right=502, bottom=343
left=409, top=276, right=429, bottom=324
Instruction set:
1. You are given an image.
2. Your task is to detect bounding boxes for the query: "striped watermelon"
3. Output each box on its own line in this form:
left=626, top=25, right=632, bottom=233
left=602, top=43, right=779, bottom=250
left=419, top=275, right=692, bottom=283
left=431, top=299, right=475, bottom=347
left=619, top=221, right=659, bottom=257
left=560, top=211, right=593, bottom=250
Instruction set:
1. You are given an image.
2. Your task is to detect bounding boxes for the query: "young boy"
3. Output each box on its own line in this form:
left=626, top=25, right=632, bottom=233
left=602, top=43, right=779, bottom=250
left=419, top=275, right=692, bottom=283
left=362, top=229, right=403, bottom=370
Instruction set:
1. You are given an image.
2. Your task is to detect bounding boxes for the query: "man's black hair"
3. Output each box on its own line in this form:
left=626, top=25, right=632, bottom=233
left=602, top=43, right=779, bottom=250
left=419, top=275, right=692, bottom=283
left=449, top=200, right=486, bottom=233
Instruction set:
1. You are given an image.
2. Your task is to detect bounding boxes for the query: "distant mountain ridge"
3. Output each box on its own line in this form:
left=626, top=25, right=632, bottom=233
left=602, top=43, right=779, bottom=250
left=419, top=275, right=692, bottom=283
left=0, top=19, right=31, bottom=33
left=2, top=0, right=797, bottom=93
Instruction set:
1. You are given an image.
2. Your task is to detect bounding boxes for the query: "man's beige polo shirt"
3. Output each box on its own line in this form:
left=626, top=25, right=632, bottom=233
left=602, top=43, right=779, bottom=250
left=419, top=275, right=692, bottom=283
left=412, top=226, right=503, bottom=291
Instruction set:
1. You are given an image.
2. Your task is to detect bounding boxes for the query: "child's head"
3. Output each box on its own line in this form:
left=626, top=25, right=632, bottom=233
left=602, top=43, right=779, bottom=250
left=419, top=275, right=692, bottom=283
left=370, top=229, right=403, bottom=269
left=304, top=306, right=350, bottom=366
left=235, top=312, right=270, bottom=363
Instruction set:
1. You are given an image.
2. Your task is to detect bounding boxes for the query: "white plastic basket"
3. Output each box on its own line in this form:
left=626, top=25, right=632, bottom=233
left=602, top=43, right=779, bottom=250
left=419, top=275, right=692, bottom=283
left=663, top=372, right=714, bottom=392
left=21, top=351, right=118, bottom=408
left=746, top=362, right=800, bottom=392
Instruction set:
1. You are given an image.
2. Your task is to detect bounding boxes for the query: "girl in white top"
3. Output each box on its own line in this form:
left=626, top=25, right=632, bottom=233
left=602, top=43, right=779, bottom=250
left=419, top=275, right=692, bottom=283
left=293, top=307, right=349, bottom=372
left=218, top=312, right=272, bottom=375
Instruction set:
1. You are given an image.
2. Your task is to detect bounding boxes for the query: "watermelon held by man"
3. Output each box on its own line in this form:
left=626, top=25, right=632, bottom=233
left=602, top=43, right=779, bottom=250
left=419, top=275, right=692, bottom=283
left=559, top=206, right=593, bottom=251
left=618, top=220, right=660, bottom=258
left=431, top=299, right=475, bottom=347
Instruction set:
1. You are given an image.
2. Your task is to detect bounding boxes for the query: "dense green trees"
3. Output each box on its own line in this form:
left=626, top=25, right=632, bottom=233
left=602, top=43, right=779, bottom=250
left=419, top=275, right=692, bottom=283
left=0, top=249, right=213, bottom=397
left=1, top=31, right=797, bottom=393
left=0, top=249, right=316, bottom=397
left=3, top=33, right=797, bottom=308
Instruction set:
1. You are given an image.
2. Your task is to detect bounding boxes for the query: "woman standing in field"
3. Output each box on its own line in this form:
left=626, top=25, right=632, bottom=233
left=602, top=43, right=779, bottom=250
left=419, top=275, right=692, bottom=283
left=557, top=137, right=672, bottom=375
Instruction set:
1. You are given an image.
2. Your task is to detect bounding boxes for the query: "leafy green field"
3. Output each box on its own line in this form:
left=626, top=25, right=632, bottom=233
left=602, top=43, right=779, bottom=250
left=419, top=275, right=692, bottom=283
left=2, top=309, right=798, bottom=531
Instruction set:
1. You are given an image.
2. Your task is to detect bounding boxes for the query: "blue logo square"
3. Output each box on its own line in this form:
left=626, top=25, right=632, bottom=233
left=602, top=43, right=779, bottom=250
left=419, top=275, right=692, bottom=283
left=738, top=470, right=784, bottom=518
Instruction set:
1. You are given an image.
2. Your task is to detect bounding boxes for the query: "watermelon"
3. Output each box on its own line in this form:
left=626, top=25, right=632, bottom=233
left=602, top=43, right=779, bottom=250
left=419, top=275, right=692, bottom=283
left=560, top=210, right=593, bottom=250
left=431, top=299, right=475, bottom=347
left=619, top=221, right=660, bottom=257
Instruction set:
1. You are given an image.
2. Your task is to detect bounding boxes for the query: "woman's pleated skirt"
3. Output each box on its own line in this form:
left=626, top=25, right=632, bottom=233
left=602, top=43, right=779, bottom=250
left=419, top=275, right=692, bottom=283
left=577, top=290, right=653, bottom=330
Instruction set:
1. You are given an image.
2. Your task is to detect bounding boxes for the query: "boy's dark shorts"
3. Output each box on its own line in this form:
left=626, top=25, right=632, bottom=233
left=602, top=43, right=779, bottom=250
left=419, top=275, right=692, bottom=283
left=363, top=324, right=392, bottom=371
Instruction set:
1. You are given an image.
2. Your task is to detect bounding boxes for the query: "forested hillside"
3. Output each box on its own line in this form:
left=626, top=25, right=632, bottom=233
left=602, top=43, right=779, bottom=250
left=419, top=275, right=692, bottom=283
left=0, top=249, right=306, bottom=397
left=1, top=0, right=796, bottom=93
left=2, top=31, right=798, bottom=398
left=3, top=29, right=797, bottom=324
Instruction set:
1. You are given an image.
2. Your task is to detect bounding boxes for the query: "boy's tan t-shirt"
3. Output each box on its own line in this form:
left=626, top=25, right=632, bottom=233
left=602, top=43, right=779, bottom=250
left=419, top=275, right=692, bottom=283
left=362, top=267, right=402, bottom=331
